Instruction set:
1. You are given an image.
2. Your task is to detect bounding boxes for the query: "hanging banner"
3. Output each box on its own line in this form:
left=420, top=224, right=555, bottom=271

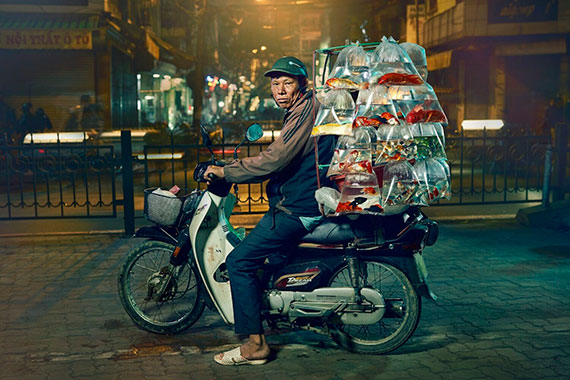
left=0, top=30, right=93, bottom=50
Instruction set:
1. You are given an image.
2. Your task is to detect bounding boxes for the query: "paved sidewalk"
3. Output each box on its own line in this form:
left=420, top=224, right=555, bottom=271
left=1, top=220, right=569, bottom=380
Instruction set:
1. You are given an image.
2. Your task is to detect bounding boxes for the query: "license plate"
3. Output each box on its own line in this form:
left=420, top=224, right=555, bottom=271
left=413, top=253, right=428, bottom=282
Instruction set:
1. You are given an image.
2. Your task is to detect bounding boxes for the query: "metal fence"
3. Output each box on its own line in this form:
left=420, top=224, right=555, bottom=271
left=443, top=130, right=550, bottom=205
left=1, top=125, right=568, bottom=232
left=135, top=129, right=554, bottom=212
left=0, top=138, right=116, bottom=219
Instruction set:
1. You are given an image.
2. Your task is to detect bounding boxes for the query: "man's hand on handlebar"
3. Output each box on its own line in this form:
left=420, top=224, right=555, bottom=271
left=203, top=165, right=225, bottom=184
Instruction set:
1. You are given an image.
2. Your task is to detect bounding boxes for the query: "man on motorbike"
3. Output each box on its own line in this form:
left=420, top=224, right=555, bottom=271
left=204, top=56, right=335, bottom=365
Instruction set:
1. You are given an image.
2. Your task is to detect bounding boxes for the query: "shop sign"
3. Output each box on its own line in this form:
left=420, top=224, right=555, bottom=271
left=0, top=0, right=87, bottom=4
left=488, top=0, right=558, bottom=24
left=0, top=29, right=92, bottom=50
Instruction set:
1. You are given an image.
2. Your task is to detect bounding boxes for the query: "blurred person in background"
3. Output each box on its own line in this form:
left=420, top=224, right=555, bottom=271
left=544, top=96, right=564, bottom=143
left=0, top=93, right=16, bottom=143
left=34, top=107, right=53, bottom=133
left=16, top=102, right=35, bottom=143
left=80, top=94, right=104, bottom=133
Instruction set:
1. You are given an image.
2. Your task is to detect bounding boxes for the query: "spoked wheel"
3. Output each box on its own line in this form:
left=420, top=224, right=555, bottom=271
left=117, top=240, right=205, bottom=334
left=328, top=259, right=421, bottom=354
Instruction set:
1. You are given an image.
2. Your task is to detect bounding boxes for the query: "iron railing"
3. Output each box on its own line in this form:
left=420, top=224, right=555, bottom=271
left=442, top=129, right=550, bottom=205
left=0, top=137, right=116, bottom=219
left=1, top=124, right=566, bottom=231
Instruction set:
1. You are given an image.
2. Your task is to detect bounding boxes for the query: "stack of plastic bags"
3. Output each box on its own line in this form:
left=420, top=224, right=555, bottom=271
left=313, top=37, right=451, bottom=216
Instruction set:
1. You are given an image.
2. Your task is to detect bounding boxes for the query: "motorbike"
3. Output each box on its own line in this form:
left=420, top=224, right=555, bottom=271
left=117, top=123, right=439, bottom=355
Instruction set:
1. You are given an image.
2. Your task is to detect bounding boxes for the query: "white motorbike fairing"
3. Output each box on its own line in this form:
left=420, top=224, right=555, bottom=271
left=189, top=191, right=236, bottom=324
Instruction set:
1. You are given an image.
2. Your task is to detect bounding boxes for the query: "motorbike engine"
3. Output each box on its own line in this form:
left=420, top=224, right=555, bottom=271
left=267, top=287, right=386, bottom=325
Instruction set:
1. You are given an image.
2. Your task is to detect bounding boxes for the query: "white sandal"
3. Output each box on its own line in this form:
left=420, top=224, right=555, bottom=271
left=213, top=346, right=268, bottom=366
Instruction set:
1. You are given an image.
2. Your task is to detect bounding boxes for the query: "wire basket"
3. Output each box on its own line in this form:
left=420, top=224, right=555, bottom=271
left=143, top=188, right=183, bottom=226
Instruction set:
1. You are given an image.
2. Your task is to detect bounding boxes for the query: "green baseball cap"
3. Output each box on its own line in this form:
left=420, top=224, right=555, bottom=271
left=264, top=56, right=308, bottom=78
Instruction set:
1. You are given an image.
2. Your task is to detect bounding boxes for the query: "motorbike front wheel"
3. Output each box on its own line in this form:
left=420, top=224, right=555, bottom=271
left=328, top=259, right=421, bottom=354
left=117, top=240, right=205, bottom=334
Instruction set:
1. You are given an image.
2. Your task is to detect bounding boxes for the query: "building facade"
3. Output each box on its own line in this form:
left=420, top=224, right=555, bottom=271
left=422, top=0, right=570, bottom=134
left=0, top=0, right=193, bottom=134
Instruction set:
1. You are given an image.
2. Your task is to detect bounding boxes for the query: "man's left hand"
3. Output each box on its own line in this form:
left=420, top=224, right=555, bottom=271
left=203, top=165, right=225, bottom=184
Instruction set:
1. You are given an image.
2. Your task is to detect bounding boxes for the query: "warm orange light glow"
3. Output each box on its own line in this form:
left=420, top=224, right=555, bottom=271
left=260, top=45, right=267, bottom=51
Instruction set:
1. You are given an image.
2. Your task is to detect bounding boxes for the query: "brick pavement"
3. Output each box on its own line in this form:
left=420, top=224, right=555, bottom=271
left=1, top=220, right=569, bottom=380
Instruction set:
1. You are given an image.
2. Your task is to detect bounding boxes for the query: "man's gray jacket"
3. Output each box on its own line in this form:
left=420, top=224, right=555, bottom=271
left=223, top=90, right=335, bottom=217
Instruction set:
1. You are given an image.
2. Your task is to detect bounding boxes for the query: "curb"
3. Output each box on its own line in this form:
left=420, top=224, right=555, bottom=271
left=0, top=230, right=125, bottom=238
left=0, top=215, right=518, bottom=238
left=430, top=214, right=516, bottom=222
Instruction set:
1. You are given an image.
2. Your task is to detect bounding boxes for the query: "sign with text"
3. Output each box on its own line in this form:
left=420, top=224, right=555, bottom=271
left=0, top=30, right=92, bottom=49
left=0, top=0, right=88, bottom=4
left=488, top=0, right=558, bottom=24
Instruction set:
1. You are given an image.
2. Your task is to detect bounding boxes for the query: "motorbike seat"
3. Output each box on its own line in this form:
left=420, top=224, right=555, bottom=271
left=300, top=215, right=382, bottom=245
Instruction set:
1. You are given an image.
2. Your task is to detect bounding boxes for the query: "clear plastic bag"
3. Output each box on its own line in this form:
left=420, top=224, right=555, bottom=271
left=354, top=85, right=400, bottom=127
left=327, top=129, right=373, bottom=177
left=397, top=99, right=448, bottom=124
left=387, top=82, right=437, bottom=101
left=326, top=43, right=370, bottom=91
left=414, top=158, right=451, bottom=203
left=369, top=36, right=423, bottom=86
left=411, top=123, right=446, bottom=160
left=315, top=187, right=341, bottom=215
left=375, top=124, right=417, bottom=164
left=358, top=126, right=380, bottom=163
left=312, top=90, right=355, bottom=136
left=381, top=161, right=426, bottom=214
left=399, top=42, right=428, bottom=81
left=436, top=157, right=452, bottom=200
left=335, top=173, right=383, bottom=215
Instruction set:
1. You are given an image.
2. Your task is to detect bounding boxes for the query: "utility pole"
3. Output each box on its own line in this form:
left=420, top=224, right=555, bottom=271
left=415, top=0, right=420, bottom=44
left=191, top=0, right=208, bottom=131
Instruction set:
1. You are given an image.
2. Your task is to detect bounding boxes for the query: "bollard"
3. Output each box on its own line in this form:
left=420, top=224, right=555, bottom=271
left=121, top=130, right=135, bottom=235
left=554, top=123, right=568, bottom=201
left=542, top=144, right=553, bottom=207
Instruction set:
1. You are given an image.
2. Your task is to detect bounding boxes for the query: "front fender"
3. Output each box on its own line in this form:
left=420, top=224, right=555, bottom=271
left=134, top=225, right=178, bottom=245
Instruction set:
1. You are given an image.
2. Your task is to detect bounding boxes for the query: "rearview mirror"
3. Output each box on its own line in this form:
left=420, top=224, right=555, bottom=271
left=245, top=123, right=263, bottom=142
left=200, top=125, right=215, bottom=160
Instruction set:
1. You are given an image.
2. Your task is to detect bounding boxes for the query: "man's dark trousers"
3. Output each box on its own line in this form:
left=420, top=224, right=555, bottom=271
left=226, top=208, right=309, bottom=335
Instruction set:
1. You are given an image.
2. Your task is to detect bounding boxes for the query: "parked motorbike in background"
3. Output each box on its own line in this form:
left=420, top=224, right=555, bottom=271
left=117, top=123, right=439, bottom=354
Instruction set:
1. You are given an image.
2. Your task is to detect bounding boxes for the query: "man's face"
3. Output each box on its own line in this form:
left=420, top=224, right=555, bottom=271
left=270, top=75, right=302, bottom=109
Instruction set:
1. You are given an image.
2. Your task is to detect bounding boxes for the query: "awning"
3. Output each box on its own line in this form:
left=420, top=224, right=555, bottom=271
left=427, top=50, right=453, bottom=71
left=0, top=13, right=99, bottom=50
left=144, top=29, right=195, bottom=70
left=0, top=13, right=100, bottom=30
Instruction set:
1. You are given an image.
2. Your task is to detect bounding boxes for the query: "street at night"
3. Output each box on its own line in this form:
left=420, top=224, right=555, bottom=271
left=0, top=220, right=569, bottom=379
left=1, top=0, right=570, bottom=379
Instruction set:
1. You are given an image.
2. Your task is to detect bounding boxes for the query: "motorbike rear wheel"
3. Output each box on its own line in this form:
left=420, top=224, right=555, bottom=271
left=328, top=259, right=421, bottom=354
left=117, top=240, right=205, bottom=334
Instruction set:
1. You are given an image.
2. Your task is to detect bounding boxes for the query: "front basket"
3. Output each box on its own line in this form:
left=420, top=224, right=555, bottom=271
left=143, top=188, right=183, bottom=226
